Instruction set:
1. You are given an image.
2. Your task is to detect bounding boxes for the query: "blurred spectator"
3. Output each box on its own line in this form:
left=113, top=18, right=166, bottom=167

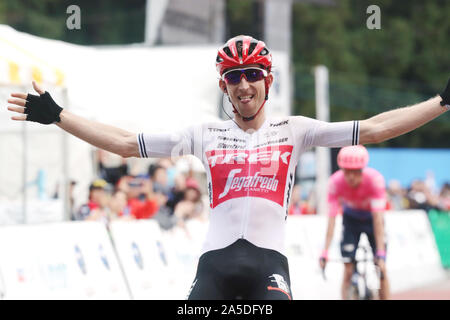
left=68, top=180, right=77, bottom=219
left=425, top=170, right=438, bottom=196
left=288, top=185, right=315, bottom=215
left=149, top=163, right=171, bottom=206
left=406, top=179, right=439, bottom=211
left=54, top=180, right=77, bottom=220
left=108, top=189, right=134, bottom=221
left=149, top=163, right=171, bottom=195
left=75, top=179, right=110, bottom=223
left=166, top=174, right=188, bottom=212
left=174, top=178, right=204, bottom=219
left=157, top=158, right=177, bottom=188
left=116, top=175, right=159, bottom=219
left=173, top=177, right=207, bottom=235
left=437, top=183, right=450, bottom=211
left=96, top=149, right=128, bottom=186
left=148, top=163, right=177, bottom=229
left=386, top=179, right=409, bottom=210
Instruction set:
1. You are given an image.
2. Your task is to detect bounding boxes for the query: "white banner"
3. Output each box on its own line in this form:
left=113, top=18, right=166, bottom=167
left=109, top=219, right=209, bottom=300
left=285, top=215, right=343, bottom=300
left=0, top=210, right=445, bottom=299
left=384, top=210, right=446, bottom=292
left=0, top=221, right=129, bottom=299
left=285, top=210, right=446, bottom=299
left=109, top=220, right=178, bottom=299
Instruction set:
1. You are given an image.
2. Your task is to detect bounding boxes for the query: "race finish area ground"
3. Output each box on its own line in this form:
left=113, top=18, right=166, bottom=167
left=391, top=272, right=450, bottom=300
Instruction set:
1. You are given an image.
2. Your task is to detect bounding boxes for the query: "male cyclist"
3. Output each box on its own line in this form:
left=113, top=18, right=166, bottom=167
left=319, top=145, right=390, bottom=299
left=7, top=35, right=450, bottom=300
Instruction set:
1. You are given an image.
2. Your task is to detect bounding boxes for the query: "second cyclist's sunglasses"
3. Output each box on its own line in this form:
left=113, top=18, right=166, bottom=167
left=221, top=67, right=268, bottom=85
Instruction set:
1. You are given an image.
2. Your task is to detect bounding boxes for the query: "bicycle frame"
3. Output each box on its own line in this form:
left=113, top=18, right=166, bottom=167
left=350, top=246, right=377, bottom=300
left=321, top=244, right=381, bottom=300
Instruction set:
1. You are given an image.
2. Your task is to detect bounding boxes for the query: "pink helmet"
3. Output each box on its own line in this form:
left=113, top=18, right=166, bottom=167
left=215, top=35, right=272, bottom=75
left=337, top=145, right=369, bottom=169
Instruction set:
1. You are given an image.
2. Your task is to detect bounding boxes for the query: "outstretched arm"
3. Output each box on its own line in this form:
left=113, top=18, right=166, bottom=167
left=359, top=79, right=450, bottom=144
left=56, top=109, right=139, bottom=158
left=7, top=81, right=140, bottom=158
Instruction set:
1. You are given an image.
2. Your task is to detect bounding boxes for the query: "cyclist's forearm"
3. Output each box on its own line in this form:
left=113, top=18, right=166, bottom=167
left=56, top=109, right=136, bottom=157
left=324, top=216, right=336, bottom=250
left=372, top=211, right=385, bottom=252
left=359, top=96, right=446, bottom=144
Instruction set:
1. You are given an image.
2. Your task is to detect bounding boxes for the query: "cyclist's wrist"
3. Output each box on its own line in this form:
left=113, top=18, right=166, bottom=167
left=439, top=78, right=450, bottom=110
left=376, top=249, right=386, bottom=260
left=25, top=91, right=64, bottom=125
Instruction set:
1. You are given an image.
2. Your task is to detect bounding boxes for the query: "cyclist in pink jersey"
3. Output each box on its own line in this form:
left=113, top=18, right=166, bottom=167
left=319, top=145, right=390, bottom=299
left=7, top=33, right=450, bottom=299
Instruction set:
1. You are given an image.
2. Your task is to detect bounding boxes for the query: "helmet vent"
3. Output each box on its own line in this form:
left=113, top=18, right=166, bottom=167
left=259, top=48, right=269, bottom=56
left=236, top=40, right=243, bottom=58
left=248, top=42, right=257, bottom=55
left=223, top=47, right=233, bottom=58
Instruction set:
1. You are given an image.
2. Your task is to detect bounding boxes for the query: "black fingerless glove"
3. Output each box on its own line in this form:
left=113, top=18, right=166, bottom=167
left=24, top=92, right=63, bottom=124
left=439, top=78, right=450, bottom=108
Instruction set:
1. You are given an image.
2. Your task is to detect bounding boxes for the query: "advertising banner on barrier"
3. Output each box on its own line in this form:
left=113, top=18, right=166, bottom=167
left=109, top=220, right=176, bottom=299
left=0, top=221, right=130, bottom=299
left=384, top=210, right=446, bottom=292
left=0, top=210, right=445, bottom=300
left=285, top=215, right=344, bottom=300
left=109, top=219, right=209, bottom=300
left=161, top=219, right=209, bottom=298
left=285, top=210, right=446, bottom=299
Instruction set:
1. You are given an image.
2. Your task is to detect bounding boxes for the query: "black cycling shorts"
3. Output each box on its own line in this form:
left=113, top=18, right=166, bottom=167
left=340, top=212, right=386, bottom=262
left=187, top=239, right=292, bottom=300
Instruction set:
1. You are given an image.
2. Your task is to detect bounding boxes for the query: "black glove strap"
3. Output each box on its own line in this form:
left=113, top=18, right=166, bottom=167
left=24, top=92, right=63, bottom=125
left=439, top=78, right=450, bottom=108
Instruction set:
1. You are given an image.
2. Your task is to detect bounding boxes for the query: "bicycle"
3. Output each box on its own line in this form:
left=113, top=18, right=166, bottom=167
left=321, top=244, right=382, bottom=300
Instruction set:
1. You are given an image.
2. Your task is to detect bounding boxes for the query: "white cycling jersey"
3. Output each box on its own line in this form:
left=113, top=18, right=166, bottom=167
left=137, top=116, right=360, bottom=255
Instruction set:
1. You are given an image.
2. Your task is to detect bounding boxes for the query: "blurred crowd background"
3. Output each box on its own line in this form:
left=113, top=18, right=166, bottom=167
left=1, top=0, right=449, bottom=225
left=65, top=150, right=209, bottom=233
left=66, top=150, right=450, bottom=232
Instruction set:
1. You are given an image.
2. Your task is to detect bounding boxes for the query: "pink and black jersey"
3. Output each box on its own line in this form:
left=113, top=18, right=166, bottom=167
left=328, top=167, right=387, bottom=220
left=137, top=116, right=360, bottom=255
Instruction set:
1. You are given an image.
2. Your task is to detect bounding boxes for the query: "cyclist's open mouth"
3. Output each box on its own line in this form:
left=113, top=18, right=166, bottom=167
left=238, top=95, right=254, bottom=103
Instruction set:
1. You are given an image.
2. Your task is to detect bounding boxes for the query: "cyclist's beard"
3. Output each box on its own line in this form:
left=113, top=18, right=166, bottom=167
left=227, top=91, right=267, bottom=122
left=233, top=99, right=267, bottom=122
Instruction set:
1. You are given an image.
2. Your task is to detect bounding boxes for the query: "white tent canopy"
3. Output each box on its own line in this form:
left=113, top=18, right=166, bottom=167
left=0, top=24, right=221, bottom=131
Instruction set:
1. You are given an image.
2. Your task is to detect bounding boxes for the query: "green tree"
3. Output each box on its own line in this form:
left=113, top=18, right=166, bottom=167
left=291, top=0, right=450, bottom=148
left=0, top=0, right=146, bottom=45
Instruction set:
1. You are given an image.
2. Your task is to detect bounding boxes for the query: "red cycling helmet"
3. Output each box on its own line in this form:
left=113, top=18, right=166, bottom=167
left=216, top=35, right=272, bottom=122
left=337, top=145, right=369, bottom=170
left=216, top=35, right=272, bottom=75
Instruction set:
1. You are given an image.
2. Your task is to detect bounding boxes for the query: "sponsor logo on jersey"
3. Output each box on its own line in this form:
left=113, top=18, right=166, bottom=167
left=270, top=120, right=289, bottom=127
left=208, top=127, right=230, bottom=132
left=267, top=274, right=291, bottom=300
left=206, top=145, right=293, bottom=208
